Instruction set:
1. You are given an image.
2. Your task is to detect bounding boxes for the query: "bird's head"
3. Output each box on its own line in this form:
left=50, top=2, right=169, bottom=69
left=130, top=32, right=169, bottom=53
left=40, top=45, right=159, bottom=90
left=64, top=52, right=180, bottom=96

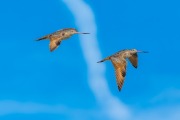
left=63, top=28, right=90, bottom=36
left=130, top=49, right=148, bottom=53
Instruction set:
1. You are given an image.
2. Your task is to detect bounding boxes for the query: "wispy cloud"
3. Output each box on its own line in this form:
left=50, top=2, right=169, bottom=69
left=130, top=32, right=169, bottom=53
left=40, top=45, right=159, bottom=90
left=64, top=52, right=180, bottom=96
left=62, top=0, right=130, bottom=119
left=0, top=100, right=103, bottom=119
left=0, top=100, right=67, bottom=115
left=150, top=88, right=180, bottom=104
left=133, top=104, right=180, bottom=120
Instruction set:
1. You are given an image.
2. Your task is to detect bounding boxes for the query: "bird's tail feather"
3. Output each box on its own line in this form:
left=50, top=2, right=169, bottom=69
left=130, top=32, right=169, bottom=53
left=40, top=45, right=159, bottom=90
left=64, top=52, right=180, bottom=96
left=97, top=57, right=110, bottom=63
left=36, top=35, right=50, bottom=41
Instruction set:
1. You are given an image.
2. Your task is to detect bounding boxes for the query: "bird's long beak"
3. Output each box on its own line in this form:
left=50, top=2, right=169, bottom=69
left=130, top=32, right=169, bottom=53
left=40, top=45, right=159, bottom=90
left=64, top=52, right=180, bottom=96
left=75, top=32, right=90, bottom=34
left=137, top=50, right=149, bottom=53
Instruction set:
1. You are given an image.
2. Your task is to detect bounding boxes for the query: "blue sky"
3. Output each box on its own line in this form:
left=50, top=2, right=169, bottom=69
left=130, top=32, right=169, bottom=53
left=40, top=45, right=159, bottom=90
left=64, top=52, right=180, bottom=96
left=0, top=0, right=180, bottom=120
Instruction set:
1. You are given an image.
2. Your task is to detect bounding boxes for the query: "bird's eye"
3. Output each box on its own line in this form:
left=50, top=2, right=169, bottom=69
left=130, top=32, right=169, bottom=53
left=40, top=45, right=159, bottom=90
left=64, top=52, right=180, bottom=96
left=62, top=33, right=65, bottom=36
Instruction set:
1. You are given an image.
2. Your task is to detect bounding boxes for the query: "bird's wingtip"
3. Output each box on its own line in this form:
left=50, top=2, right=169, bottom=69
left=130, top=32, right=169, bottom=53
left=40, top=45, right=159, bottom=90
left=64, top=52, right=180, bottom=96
left=118, top=87, right=122, bottom=92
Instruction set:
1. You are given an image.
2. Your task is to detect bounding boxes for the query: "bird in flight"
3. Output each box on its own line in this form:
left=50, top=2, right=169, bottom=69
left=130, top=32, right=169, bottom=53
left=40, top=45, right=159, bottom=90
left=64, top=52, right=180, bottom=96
left=36, top=28, right=89, bottom=52
left=97, top=49, right=148, bottom=91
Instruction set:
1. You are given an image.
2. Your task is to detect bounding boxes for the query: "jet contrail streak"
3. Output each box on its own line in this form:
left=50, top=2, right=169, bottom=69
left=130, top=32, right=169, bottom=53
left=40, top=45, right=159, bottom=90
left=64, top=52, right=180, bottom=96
left=63, top=0, right=130, bottom=119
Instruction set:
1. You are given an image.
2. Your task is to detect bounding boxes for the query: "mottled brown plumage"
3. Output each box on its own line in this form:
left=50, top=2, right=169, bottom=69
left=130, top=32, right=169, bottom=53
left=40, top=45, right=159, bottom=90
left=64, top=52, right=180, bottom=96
left=97, top=49, right=148, bottom=91
left=36, top=28, right=89, bottom=52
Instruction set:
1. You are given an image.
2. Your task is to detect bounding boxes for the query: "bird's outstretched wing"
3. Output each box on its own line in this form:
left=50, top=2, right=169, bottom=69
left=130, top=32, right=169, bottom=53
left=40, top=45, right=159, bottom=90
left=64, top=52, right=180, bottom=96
left=49, top=36, right=61, bottom=52
left=111, top=58, right=127, bottom=91
left=128, top=53, right=138, bottom=68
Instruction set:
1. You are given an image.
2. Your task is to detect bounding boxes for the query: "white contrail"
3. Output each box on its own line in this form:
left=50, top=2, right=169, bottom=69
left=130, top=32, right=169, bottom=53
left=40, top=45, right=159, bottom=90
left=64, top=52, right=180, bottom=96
left=62, top=0, right=130, bottom=119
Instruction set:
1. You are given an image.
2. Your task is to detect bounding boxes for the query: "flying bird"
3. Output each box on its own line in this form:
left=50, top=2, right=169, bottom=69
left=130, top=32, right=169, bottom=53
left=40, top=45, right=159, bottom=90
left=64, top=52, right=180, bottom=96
left=36, top=28, right=89, bottom=52
left=97, top=49, right=148, bottom=91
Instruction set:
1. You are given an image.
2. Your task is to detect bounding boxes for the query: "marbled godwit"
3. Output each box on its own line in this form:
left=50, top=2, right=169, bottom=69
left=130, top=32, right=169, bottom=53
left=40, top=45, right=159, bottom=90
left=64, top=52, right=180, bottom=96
left=97, top=49, right=148, bottom=91
left=37, top=28, right=89, bottom=52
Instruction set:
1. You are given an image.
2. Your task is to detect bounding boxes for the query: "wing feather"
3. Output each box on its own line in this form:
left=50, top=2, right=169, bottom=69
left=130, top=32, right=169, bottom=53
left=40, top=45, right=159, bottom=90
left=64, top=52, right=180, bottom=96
left=111, top=58, right=127, bottom=91
left=128, top=53, right=138, bottom=68
left=49, top=35, right=62, bottom=52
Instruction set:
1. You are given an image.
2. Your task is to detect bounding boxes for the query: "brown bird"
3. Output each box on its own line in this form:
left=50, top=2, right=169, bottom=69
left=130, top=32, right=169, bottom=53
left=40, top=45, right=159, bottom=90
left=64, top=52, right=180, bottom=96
left=36, top=28, right=89, bottom=52
left=97, top=49, right=148, bottom=91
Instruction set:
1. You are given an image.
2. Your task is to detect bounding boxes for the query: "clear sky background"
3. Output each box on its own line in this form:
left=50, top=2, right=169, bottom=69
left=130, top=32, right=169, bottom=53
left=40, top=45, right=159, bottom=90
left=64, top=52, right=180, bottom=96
left=0, top=0, right=180, bottom=120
